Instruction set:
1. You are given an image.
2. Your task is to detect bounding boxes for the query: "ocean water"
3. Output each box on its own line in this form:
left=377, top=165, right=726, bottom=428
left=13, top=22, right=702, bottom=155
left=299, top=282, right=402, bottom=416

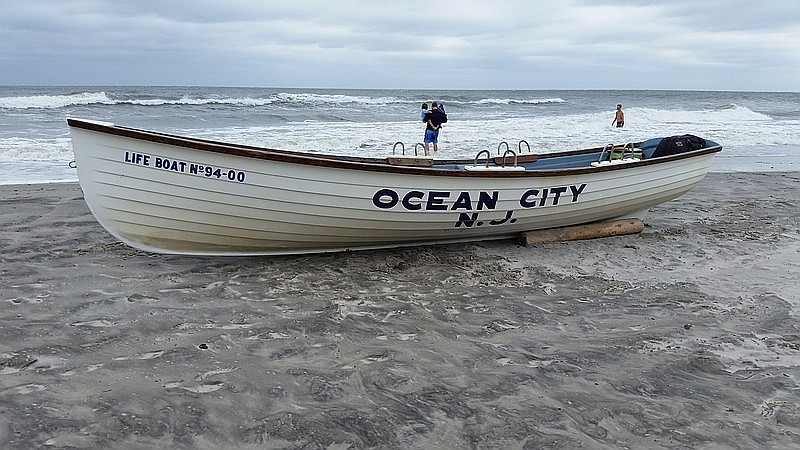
left=1, top=86, right=799, bottom=184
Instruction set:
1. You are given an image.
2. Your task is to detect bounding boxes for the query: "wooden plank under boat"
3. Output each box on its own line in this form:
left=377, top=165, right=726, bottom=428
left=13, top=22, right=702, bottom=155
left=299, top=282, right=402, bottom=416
left=67, top=118, right=722, bottom=256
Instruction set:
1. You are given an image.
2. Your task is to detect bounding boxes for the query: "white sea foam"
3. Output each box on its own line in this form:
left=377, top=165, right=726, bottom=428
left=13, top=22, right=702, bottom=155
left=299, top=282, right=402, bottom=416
left=0, top=92, right=114, bottom=109
left=0, top=137, right=73, bottom=161
left=182, top=107, right=798, bottom=158
left=1, top=106, right=796, bottom=163
left=473, top=97, right=565, bottom=105
left=0, top=91, right=566, bottom=109
left=1, top=88, right=798, bottom=184
left=0, top=91, right=404, bottom=109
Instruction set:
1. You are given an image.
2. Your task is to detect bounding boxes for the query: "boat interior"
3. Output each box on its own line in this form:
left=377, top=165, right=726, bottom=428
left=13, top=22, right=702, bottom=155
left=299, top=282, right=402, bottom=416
left=389, top=135, right=720, bottom=171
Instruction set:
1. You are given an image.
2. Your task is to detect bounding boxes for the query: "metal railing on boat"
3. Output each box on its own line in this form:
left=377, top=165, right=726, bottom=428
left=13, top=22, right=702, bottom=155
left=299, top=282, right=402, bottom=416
left=466, top=147, right=525, bottom=171
left=591, top=142, right=642, bottom=167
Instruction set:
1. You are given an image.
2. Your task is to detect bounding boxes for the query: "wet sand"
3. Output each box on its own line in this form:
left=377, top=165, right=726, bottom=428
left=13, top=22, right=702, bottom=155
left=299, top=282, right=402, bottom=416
left=1, top=172, right=799, bottom=449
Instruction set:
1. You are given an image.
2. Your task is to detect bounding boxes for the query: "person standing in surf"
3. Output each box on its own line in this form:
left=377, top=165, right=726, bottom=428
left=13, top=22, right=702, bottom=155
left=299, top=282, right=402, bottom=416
left=422, top=102, right=447, bottom=155
left=612, top=104, right=625, bottom=128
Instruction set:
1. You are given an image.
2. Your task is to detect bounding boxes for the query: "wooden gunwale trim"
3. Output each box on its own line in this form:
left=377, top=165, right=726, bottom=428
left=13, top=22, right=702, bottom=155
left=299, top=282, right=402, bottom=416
left=67, top=118, right=722, bottom=178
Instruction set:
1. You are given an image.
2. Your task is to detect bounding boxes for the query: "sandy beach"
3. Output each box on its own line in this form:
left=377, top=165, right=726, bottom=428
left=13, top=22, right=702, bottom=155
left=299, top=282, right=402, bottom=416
left=1, top=172, right=798, bottom=449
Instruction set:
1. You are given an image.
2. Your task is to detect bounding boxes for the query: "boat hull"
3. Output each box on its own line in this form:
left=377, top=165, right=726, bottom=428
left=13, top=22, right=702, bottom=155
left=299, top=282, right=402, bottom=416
left=68, top=119, right=720, bottom=255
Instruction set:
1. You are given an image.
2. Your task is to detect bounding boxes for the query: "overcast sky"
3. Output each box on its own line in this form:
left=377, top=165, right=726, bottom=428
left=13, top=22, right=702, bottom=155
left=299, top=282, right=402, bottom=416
left=1, top=0, right=798, bottom=91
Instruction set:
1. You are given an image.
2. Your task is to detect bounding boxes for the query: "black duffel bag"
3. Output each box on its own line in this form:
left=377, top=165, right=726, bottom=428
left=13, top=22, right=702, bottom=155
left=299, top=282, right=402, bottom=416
left=651, top=134, right=707, bottom=158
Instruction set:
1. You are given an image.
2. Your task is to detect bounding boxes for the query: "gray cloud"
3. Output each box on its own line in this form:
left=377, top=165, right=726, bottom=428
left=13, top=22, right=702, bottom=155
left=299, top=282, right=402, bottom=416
left=0, top=0, right=797, bottom=90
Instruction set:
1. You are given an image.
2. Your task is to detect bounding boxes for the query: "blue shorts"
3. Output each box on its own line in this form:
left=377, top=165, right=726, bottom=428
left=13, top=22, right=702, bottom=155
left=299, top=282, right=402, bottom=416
left=424, top=129, right=439, bottom=144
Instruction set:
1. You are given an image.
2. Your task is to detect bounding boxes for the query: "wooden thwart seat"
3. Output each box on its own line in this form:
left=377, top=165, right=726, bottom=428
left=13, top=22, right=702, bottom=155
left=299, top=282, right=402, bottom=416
left=386, top=156, right=434, bottom=166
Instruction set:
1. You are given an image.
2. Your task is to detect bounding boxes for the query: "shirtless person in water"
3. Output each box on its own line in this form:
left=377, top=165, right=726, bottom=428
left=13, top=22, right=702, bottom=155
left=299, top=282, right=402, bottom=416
left=612, top=104, right=624, bottom=128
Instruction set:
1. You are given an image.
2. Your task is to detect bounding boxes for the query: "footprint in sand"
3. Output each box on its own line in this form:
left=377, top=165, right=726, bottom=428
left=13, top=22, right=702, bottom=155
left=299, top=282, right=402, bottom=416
left=484, top=320, right=519, bottom=332
left=360, top=352, right=393, bottom=364
left=0, top=357, right=37, bottom=374
left=164, top=380, right=225, bottom=393
left=376, top=332, right=417, bottom=341
left=1, top=355, right=67, bottom=374
left=113, top=350, right=165, bottom=361
left=164, top=367, right=238, bottom=393
left=0, top=383, right=48, bottom=395
left=70, top=319, right=119, bottom=328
